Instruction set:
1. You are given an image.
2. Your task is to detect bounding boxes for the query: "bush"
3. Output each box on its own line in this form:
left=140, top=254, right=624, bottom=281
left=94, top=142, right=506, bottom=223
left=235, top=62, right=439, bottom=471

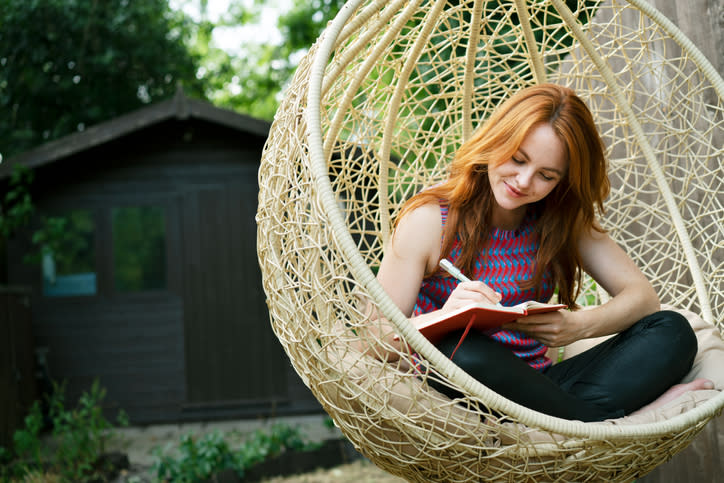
left=152, top=423, right=320, bottom=482
left=0, top=379, right=128, bottom=482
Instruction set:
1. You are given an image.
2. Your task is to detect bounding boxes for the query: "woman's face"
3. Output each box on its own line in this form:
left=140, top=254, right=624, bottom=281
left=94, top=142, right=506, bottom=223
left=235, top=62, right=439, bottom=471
left=487, top=123, right=567, bottom=228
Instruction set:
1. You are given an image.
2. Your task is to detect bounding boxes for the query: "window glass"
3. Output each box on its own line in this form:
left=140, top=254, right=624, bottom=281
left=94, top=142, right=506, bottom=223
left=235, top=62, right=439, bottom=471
left=42, top=210, right=97, bottom=297
left=112, top=205, right=166, bottom=292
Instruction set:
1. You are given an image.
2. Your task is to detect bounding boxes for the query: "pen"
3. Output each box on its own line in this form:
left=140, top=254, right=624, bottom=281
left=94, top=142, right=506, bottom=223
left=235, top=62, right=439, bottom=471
left=439, top=258, right=503, bottom=307
left=439, top=258, right=471, bottom=282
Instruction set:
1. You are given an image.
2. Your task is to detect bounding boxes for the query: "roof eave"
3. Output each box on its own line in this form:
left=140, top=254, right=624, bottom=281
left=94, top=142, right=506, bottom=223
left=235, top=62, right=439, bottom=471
left=0, top=91, right=271, bottom=179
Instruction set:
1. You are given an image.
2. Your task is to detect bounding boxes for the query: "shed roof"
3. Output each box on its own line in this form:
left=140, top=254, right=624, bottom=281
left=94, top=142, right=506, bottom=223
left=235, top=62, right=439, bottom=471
left=0, top=89, right=271, bottom=179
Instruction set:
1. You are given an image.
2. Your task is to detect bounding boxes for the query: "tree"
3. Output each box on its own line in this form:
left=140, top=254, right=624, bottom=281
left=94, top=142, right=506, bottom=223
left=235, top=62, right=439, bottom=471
left=0, top=0, right=206, bottom=160
left=196, top=0, right=593, bottom=122
left=187, top=0, right=345, bottom=120
left=177, top=0, right=285, bottom=120
left=277, top=0, right=347, bottom=53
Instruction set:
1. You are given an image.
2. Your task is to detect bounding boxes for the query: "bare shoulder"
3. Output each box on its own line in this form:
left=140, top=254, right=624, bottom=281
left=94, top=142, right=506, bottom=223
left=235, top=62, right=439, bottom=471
left=396, top=201, right=442, bottom=231
left=389, top=201, right=443, bottom=271
left=393, top=202, right=442, bottom=246
left=578, top=224, right=618, bottom=264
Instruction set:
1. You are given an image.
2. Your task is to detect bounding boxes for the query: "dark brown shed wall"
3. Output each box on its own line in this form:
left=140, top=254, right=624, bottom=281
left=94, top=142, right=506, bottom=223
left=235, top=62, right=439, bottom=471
left=30, top=296, right=186, bottom=422
left=6, top=119, right=319, bottom=423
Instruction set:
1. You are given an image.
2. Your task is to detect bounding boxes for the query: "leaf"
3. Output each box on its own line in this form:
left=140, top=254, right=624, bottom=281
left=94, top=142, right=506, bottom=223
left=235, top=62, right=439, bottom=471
left=0, top=0, right=205, bottom=158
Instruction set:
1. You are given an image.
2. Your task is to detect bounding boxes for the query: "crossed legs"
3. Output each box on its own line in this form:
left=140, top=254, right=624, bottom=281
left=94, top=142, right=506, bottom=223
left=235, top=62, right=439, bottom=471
left=430, top=310, right=702, bottom=422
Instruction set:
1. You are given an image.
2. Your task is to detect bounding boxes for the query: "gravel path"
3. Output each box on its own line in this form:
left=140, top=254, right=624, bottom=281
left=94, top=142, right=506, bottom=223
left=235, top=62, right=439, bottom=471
left=260, top=460, right=405, bottom=483
left=111, top=459, right=403, bottom=483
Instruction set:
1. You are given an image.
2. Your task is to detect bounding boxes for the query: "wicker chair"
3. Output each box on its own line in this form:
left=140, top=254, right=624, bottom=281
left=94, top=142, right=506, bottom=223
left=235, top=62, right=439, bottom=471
left=256, top=0, right=724, bottom=481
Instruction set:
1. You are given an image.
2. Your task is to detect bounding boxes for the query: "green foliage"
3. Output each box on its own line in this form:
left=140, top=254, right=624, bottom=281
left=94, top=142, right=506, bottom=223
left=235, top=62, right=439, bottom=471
left=0, top=165, right=80, bottom=273
left=153, top=431, right=240, bottom=482
left=0, top=379, right=128, bottom=482
left=112, top=206, right=166, bottom=291
left=323, top=416, right=337, bottom=431
left=0, top=165, right=35, bottom=239
left=278, top=0, right=347, bottom=53
left=0, top=0, right=347, bottom=146
left=186, top=0, right=345, bottom=120
left=0, top=0, right=601, bottom=156
left=48, top=380, right=129, bottom=482
left=577, top=278, right=600, bottom=306
left=0, top=0, right=205, bottom=159
left=152, top=423, right=319, bottom=482
left=189, top=0, right=597, bottom=148
left=30, top=210, right=95, bottom=275
left=8, top=401, right=46, bottom=476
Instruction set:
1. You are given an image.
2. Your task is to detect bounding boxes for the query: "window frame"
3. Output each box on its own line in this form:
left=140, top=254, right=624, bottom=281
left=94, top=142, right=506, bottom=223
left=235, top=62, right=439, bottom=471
left=37, top=198, right=174, bottom=300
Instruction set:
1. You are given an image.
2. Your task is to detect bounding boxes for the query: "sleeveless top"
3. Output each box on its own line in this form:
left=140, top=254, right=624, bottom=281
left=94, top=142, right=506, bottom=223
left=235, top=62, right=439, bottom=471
left=412, top=204, right=554, bottom=371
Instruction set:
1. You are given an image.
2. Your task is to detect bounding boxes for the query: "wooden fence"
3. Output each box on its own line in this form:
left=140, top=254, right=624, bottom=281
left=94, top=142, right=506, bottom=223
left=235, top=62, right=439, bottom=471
left=637, top=2, right=723, bottom=480
left=0, top=286, right=37, bottom=450
left=640, top=413, right=723, bottom=482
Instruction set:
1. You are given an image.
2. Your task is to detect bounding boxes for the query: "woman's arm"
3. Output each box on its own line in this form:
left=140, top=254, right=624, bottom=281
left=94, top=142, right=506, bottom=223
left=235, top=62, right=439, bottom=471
left=376, top=202, right=442, bottom=317
left=573, top=225, right=660, bottom=336
left=504, top=224, right=659, bottom=347
left=359, top=202, right=502, bottom=359
left=353, top=202, right=440, bottom=359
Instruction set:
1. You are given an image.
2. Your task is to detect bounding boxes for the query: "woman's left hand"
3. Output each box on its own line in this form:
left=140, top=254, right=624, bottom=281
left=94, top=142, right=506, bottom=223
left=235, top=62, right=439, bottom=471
left=503, top=310, right=584, bottom=347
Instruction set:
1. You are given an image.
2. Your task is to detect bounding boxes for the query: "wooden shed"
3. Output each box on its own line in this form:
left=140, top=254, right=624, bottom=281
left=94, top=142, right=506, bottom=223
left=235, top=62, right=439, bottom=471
left=0, top=90, right=320, bottom=424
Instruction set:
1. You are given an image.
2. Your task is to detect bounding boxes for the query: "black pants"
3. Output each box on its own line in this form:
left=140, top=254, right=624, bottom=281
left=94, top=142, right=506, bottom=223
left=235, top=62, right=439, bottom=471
left=430, top=310, right=698, bottom=422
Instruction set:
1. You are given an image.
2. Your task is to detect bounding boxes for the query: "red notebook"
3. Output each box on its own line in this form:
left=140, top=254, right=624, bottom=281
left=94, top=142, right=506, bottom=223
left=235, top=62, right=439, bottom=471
left=414, top=301, right=566, bottom=344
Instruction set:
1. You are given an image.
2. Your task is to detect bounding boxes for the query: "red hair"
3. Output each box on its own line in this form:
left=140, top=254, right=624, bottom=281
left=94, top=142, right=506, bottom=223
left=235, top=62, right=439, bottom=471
left=396, top=84, right=610, bottom=307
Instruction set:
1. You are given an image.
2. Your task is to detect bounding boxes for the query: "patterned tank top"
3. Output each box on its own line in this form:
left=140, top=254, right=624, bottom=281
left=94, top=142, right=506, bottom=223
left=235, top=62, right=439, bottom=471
left=413, top=204, right=554, bottom=371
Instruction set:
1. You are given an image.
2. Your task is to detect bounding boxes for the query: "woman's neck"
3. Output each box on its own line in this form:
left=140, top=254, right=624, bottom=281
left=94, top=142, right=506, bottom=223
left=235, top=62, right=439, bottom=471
left=491, top=205, right=527, bottom=231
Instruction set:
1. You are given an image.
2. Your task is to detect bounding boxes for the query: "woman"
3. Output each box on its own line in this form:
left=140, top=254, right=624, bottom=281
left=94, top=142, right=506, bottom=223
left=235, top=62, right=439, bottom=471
left=372, top=84, right=712, bottom=422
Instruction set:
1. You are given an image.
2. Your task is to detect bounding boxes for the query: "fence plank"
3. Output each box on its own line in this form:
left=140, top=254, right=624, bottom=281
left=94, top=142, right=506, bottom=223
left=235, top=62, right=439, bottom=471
left=640, top=413, right=723, bottom=482
left=0, top=287, right=36, bottom=449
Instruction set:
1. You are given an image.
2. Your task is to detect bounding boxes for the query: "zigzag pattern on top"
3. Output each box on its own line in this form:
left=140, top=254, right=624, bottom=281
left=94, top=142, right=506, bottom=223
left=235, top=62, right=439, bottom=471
left=413, top=204, right=554, bottom=370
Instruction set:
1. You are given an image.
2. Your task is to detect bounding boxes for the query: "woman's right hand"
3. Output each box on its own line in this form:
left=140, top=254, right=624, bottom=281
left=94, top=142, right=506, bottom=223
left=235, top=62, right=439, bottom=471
left=442, top=280, right=502, bottom=311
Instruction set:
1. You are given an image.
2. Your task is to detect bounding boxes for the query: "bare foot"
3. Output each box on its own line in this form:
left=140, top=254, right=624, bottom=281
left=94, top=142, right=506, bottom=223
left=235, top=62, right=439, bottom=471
left=630, top=378, right=715, bottom=416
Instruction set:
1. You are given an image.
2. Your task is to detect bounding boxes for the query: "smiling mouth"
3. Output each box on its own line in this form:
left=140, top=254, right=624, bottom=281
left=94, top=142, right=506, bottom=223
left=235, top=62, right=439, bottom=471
left=505, top=182, right=524, bottom=197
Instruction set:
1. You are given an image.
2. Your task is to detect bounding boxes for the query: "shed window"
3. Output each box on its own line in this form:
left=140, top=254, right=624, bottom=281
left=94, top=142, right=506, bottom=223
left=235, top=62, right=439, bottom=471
left=42, top=210, right=97, bottom=297
left=112, top=205, right=167, bottom=292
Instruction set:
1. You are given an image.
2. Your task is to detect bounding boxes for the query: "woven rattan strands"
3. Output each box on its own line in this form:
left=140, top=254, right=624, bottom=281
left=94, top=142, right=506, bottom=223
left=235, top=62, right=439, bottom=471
left=256, top=0, right=724, bottom=481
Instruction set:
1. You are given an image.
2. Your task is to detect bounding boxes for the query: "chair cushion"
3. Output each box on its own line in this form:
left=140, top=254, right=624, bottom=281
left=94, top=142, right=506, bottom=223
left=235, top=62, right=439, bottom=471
left=661, top=304, right=724, bottom=390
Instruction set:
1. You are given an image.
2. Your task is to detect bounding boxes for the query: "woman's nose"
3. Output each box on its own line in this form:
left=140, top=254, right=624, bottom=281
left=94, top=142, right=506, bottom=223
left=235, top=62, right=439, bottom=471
left=516, top=167, right=534, bottom=187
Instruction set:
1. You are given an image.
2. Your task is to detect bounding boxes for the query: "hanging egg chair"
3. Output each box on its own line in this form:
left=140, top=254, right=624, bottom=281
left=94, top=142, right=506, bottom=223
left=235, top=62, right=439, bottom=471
left=256, top=0, right=724, bottom=481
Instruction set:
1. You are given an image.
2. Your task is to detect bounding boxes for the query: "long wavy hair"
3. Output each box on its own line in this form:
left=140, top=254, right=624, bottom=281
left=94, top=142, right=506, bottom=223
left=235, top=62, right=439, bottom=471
left=396, top=84, right=610, bottom=307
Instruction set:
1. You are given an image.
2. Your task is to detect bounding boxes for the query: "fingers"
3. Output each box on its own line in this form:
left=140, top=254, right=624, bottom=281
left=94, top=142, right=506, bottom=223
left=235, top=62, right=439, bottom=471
left=441, top=281, right=501, bottom=312
left=506, top=323, right=558, bottom=347
left=452, top=281, right=502, bottom=305
left=504, top=311, right=569, bottom=347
